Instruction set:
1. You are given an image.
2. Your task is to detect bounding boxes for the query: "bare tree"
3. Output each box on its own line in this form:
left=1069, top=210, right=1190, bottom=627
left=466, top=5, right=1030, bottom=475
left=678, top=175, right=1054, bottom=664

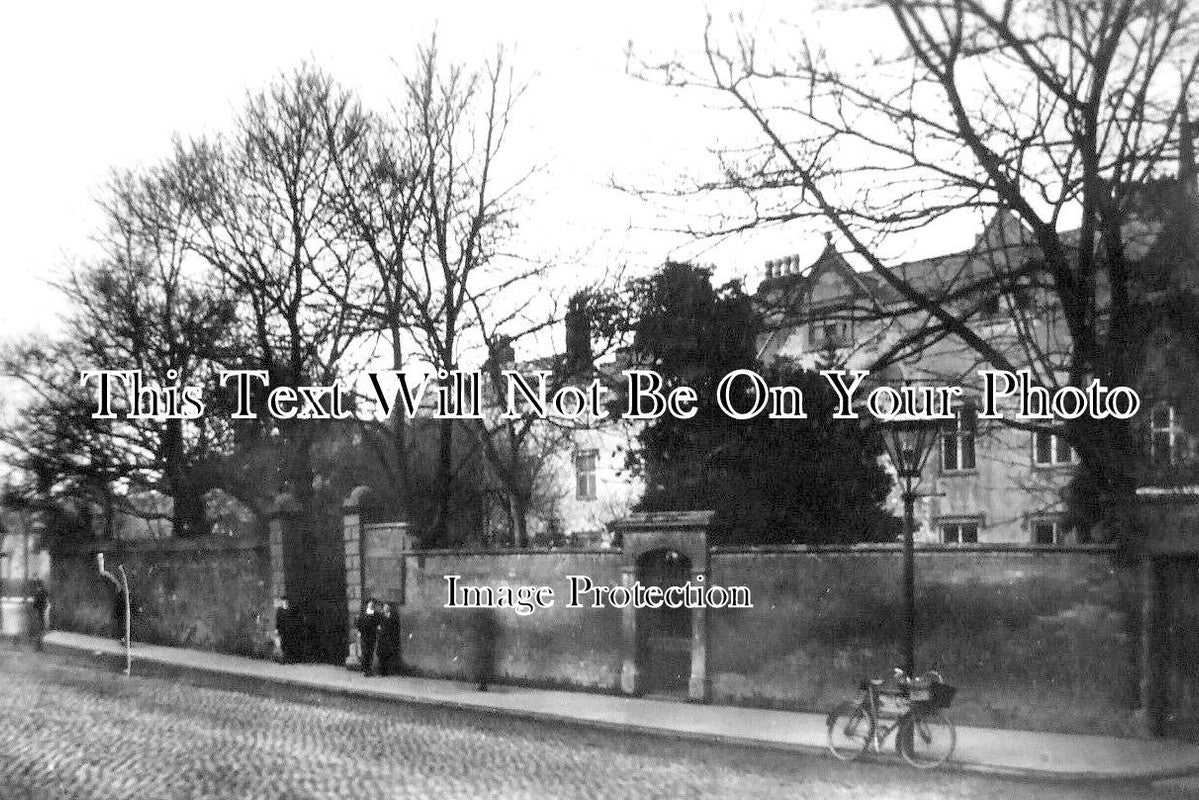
left=319, top=64, right=428, bottom=514
left=372, top=41, right=543, bottom=547
left=172, top=66, right=365, bottom=517
left=636, top=0, right=1199, bottom=534
left=1, top=167, right=234, bottom=536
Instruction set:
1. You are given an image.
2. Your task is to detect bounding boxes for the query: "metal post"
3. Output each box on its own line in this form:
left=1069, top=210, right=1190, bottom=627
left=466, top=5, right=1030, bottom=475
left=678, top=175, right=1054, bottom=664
left=899, top=484, right=918, bottom=758
left=118, top=565, right=130, bottom=677
left=902, top=488, right=916, bottom=677
left=96, top=554, right=131, bottom=677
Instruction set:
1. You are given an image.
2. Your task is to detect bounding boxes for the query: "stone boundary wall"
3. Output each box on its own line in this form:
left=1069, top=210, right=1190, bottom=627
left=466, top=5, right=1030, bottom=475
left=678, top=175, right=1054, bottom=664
left=707, top=544, right=1138, bottom=735
left=50, top=522, right=1142, bottom=736
left=395, top=549, right=626, bottom=690
left=709, top=542, right=1117, bottom=554
left=387, top=543, right=1138, bottom=735
left=52, top=537, right=273, bottom=657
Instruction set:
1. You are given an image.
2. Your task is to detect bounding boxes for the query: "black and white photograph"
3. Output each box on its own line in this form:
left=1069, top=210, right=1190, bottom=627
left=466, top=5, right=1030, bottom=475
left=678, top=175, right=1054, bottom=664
left=2, top=1, right=1199, bottom=798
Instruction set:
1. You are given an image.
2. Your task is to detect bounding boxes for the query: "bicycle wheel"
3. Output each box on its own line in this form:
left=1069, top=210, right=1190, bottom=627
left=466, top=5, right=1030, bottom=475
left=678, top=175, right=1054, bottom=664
left=898, top=710, right=955, bottom=769
left=826, top=702, right=874, bottom=762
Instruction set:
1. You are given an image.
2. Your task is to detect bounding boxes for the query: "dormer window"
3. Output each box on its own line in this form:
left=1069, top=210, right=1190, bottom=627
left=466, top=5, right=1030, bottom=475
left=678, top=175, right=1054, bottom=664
left=808, top=312, right=853, bottom=350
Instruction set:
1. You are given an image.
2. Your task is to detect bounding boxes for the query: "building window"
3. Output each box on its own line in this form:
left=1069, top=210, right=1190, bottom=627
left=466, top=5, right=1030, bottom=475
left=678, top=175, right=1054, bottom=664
left=808, top=314, right=852, bottom=350
left=941, top=405, right=977, bottom=472
left=1032, top=518, right=1065, bottom=545
left=575, top=450, right=598, bottom=500
left=1149, top=404, right=1185, bottom=466
left=1033, top=429, right=1075, bottom=465
left=940, top=520, right=980, bottom=544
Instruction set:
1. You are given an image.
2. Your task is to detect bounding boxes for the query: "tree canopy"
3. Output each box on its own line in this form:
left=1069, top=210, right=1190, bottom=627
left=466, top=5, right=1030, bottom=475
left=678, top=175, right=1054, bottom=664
left=618, top=262, right=900, bottom=546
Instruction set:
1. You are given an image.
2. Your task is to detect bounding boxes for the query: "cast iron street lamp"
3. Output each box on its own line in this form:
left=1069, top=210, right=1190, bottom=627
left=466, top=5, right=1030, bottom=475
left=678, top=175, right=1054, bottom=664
left=879, top=415, right=939, bottom=677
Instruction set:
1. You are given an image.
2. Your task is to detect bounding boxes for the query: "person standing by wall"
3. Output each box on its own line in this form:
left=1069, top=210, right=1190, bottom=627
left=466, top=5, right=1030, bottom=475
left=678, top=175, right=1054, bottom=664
left=273, top=598, right=296, bottom=663
left=29, top=582, right=48, bottom=651
left=355, top=599, right=379, bottom=677
left=471, top=608, right=498, bottom=692
left=377, top=602, right=401, bottom=677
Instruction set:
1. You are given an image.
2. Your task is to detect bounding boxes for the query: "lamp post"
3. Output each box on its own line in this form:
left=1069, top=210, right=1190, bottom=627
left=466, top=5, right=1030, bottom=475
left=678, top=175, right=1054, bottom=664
left=878, top=415, right=939, bottom=677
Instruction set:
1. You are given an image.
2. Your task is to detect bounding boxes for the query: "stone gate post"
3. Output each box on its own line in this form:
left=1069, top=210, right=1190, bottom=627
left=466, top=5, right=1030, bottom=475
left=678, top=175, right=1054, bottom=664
left=342, top=486, right=412, bottom=668
left=267, top=492, right=298, bottom=603
left=342, top=484, right=374, bottom=633
left=1133, top=487, right=1199, bottom=736
left=267, top=493, right=298, bottom=662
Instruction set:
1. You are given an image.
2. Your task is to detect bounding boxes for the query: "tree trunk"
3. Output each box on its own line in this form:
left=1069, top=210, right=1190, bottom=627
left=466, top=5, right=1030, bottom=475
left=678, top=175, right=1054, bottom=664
left=431, top=417, right=454, bottom=547
left=389, top=324, right=411, bottom=510
left=164, top=418, right=205, bottom=537
left=509, top=494, right=529, bottom=548
left=1069, top=414, right=1138, bottom=545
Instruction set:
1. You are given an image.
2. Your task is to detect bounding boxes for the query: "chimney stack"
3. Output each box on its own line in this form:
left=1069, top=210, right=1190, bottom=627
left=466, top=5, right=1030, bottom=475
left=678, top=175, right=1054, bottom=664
left=564, top=294, right=594, bottom=377
left=1182, top=96, right=1197, bottom=201
left=488, top=336, right=516, bottom=370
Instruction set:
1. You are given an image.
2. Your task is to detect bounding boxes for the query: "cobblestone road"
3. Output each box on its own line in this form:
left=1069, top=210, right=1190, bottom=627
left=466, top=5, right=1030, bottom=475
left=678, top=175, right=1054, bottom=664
left=0, top=647, right=1195, bottom=800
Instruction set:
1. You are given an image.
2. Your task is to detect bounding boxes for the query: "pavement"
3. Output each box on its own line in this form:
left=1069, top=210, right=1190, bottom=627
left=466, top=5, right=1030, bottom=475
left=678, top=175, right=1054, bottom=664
left=41, top=630, right=1199, bottom=784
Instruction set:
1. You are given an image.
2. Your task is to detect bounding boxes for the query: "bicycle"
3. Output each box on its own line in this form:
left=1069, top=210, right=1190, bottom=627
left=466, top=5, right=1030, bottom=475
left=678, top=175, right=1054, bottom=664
left=826, top=669, right=957, bottom=769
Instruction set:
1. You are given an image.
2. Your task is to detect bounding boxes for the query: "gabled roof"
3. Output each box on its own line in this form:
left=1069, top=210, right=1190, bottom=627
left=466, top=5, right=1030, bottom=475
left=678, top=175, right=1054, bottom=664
left=756, top=210, right=1038, bottom=314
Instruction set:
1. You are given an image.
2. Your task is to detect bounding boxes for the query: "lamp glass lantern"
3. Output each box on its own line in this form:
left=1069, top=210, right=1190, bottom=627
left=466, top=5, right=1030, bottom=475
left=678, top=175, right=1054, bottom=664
left=882, top=416, right=940, bottom=485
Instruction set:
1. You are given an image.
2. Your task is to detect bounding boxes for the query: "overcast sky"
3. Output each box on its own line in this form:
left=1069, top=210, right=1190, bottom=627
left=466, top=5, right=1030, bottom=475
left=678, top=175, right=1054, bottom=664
left=0, top=1, right=986, bottom=343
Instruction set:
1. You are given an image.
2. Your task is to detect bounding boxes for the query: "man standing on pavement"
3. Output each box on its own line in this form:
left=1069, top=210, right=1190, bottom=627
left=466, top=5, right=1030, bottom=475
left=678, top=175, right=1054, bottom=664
left=472, top=608, right=498, bottom=691
left=30, top=582, right=48, bottom=651
left=273, top=598, right=296, bottom=663
left=355, top=599, right=379, bottom=677
left=377, top=602, right=401, bottom=677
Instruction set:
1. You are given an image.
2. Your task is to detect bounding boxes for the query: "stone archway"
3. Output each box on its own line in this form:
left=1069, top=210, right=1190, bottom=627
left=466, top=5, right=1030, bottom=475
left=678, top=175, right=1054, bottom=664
left=610, top=511, right=713, bottom=700
left=635, top=548, right=693, bottom=695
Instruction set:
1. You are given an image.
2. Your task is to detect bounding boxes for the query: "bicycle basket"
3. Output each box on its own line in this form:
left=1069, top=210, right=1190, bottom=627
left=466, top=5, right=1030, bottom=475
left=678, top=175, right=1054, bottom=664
left=928, top=682, right=957, bottom=709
